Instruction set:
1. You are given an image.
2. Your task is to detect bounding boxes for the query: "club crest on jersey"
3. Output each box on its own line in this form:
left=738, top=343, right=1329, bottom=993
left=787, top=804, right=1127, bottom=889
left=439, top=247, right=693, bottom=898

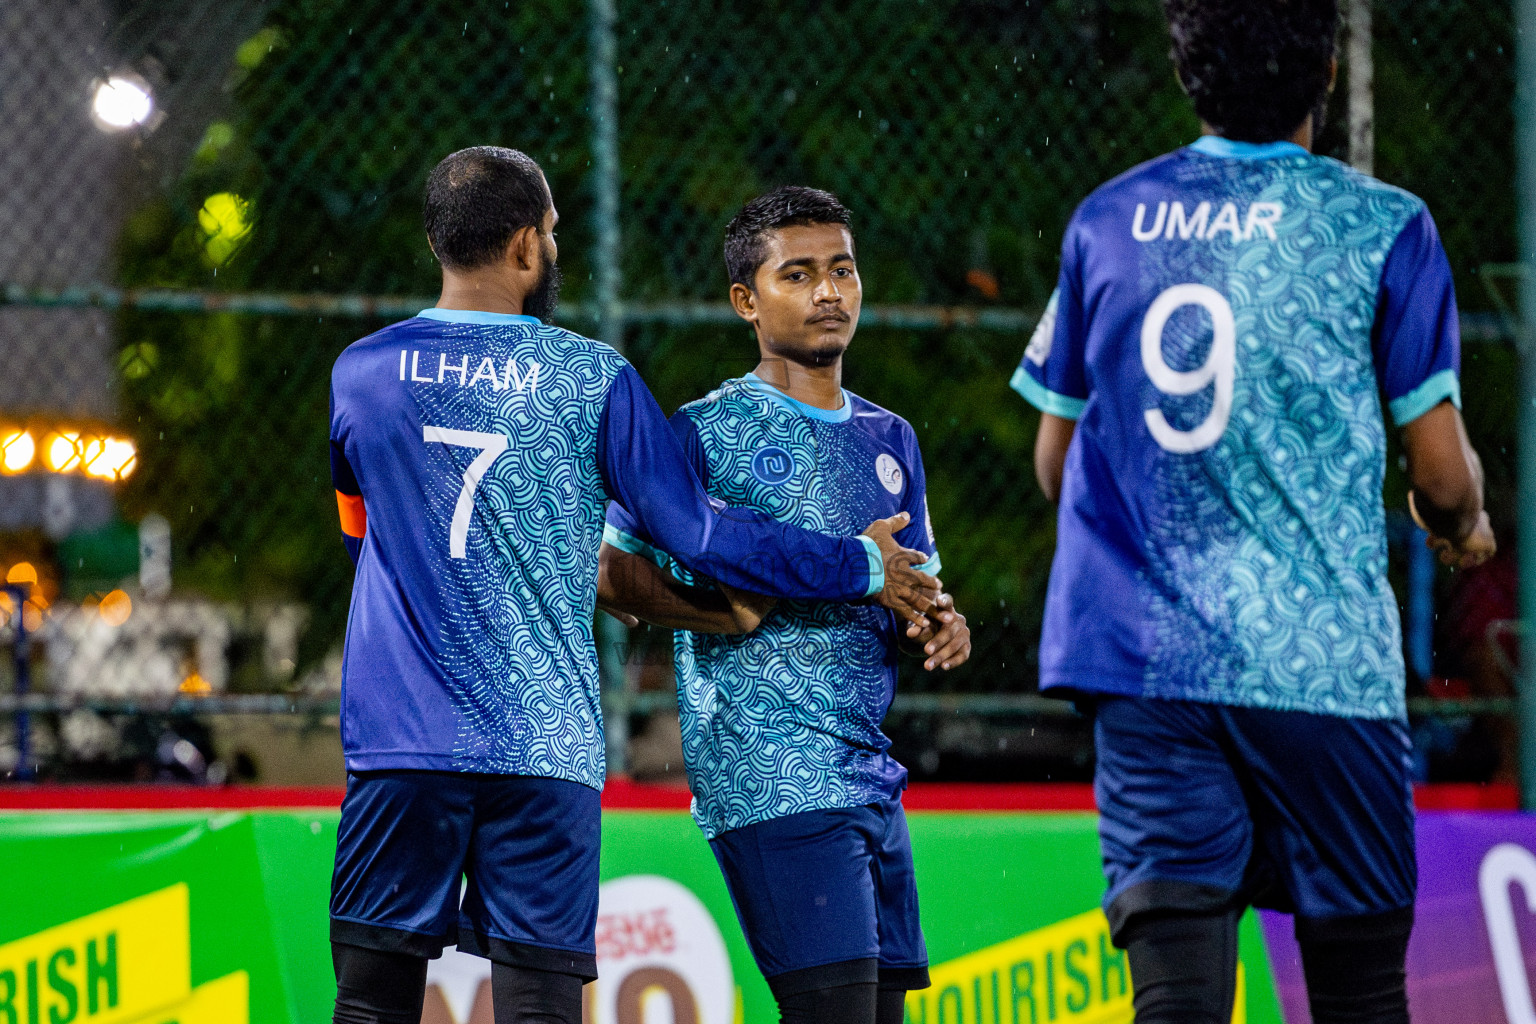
left=876, top=453, right=904, bottom=495
left=751, top=445, right=795, bottom=486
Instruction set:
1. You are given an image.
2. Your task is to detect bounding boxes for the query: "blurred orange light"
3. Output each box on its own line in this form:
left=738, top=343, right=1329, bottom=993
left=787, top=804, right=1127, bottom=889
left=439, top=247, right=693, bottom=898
left=0, top=593, right=13, bottom=620
left=21, top=601, right=42, bottom=632
left=101, top=438, right=137, bottom=480
left=5, top=562, right=37, bottom=586
left=99, top=588, right=132, bottom=626
left=44, top=432, right=81, bottom=472
left=31, top=430, right=136, bottom=479
left=178, top=672, right=211, bottom=695
left=78, top=436, right=107, bottom=478
left=0, top=430, right=34, bottom=473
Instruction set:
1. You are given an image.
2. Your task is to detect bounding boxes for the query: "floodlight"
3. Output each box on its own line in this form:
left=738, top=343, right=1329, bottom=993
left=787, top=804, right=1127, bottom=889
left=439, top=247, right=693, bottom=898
left=91, top=75, right=153, bottom=131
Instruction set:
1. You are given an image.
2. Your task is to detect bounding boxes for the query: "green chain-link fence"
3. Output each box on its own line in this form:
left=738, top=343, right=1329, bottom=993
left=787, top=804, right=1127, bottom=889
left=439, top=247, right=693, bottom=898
left=0, top=0, right=1521, bottom=779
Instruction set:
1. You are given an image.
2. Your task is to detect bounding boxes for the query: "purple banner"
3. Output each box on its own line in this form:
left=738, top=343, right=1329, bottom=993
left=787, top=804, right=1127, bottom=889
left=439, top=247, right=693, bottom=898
left=1262, top=813, right=1536, bottom=1023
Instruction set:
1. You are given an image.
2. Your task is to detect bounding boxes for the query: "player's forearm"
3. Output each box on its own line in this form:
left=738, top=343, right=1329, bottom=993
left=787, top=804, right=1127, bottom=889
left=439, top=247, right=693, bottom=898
left=1411, top=462, right=1483, bottom=542
left=598, top=544, right=749, bottom=634
left=1402, top=402, right=1484, bottom=541
left=1034, top=414, right=1075, bottom=502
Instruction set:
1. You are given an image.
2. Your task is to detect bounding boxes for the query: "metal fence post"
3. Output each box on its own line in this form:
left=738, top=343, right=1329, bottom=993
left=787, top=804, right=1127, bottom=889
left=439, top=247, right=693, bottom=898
left=589, top=0, right=631, bottom=777
left=1347, top=0, right=1374, bottom=175
left=1517, top=0, right=1536, bottom=810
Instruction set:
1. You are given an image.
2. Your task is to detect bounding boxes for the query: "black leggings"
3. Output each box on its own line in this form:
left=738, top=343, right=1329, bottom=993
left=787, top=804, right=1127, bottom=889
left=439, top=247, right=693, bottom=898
left=332, top=943, right=583, bottom=1024
left=776, top=982, right=909, bottom=1024
left=1120, top=910, right=1410, bottom=1024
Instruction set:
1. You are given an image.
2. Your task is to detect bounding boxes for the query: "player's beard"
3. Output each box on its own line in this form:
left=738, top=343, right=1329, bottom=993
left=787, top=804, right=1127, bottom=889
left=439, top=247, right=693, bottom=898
left=803, top=336, right=849, bottom=366
left=524, top=238, right=562, bottom=324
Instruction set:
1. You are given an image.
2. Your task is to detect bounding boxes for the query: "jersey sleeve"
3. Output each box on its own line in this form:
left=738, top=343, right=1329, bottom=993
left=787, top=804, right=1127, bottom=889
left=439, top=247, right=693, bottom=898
left=596, top=364, right=884, bottom=601
left=1372, top=206, right=1462, bottom=426
left=896, top=426, right=941, bottom=576
left=1010, top=219, right=1089, bottom=419
left=602, top=410, right=712, bottom=575
left=329, top=382, right=365, bottom=565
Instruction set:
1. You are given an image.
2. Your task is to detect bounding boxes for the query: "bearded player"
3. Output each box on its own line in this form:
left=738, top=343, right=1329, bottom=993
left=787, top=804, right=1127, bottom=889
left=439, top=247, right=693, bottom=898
left=327, top=151, right=938, bottom=1024
left=1013, top=3, right=1493, bottom=1023
left=600, top=186, right=969, bottom=1023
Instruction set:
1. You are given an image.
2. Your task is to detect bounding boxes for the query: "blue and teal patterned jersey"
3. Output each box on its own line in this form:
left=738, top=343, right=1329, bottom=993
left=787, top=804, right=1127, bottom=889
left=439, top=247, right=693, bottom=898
left=1012, top=137, right=1462, bottom=720
left=329, top=312, right=888, bottom=789
left=605, top=374, right=940, bottom=837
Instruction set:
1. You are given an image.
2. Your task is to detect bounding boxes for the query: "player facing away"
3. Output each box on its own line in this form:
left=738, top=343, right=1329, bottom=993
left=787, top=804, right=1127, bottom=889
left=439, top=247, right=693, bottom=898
left=1013, top=3, right=1495, bottom=1023
left=600, top=187, right=971, bottom=1024
left=327, top=152, right=940, bottom=1024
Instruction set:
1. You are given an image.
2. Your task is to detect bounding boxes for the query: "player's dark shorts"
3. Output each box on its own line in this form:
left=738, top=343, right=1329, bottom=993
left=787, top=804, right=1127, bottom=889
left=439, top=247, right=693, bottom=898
left=1094, top=696, right=1416, bottom=946
left=330, top=769, right=601, bottom=979
left=709, top=795, right=930, bottom=999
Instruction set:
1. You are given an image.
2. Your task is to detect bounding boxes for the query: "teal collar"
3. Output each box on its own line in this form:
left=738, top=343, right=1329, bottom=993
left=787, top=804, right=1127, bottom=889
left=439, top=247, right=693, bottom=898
left=743, top=372, right=853, bottom=423
left=416, top=307, right=543, bottom=325
left=1189, top=135, right=1309, bottom=161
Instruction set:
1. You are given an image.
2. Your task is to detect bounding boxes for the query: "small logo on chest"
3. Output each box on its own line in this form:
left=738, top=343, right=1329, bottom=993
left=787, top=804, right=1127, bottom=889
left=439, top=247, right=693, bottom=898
left=875, top=453, right=904, bottom=495
left=751, top=445, right=795, bottom=486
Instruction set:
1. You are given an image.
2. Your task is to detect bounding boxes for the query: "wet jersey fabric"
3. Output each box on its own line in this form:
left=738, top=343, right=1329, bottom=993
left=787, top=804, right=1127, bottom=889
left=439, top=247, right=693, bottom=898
left=605, top=374, right=940, bottom=838
left=329, top=311, right=885, bottom=787
left=1012, top=136, right=1461, bottom=720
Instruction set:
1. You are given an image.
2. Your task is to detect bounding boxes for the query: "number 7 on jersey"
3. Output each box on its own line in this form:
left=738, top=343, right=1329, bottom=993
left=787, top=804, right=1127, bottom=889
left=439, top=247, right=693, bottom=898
left=423, top=426, right=509, bottom=558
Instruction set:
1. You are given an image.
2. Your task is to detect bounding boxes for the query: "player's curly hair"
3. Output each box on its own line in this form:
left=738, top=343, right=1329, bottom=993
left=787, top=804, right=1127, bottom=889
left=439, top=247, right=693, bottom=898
left=1163, top=0, right=1339, bottom=143
left=724, top=186, right=852, bottom=289
left=424, top=146, right=550, bottom=271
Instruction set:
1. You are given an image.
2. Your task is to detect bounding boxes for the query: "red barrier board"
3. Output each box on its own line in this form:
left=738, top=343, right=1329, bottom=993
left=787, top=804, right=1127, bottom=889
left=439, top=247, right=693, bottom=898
left=0, top=780, right=1514, bottom=811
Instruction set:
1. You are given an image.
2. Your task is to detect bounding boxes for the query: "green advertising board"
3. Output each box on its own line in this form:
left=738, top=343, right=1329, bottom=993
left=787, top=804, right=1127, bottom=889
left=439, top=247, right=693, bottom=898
left=0, top=810, right=1283, bottom=1024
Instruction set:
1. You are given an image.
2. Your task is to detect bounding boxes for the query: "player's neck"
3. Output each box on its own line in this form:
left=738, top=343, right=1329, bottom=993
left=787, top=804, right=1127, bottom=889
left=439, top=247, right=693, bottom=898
left=435, top=271, right=531, bottom=316
left=751, top=355, right=845, bottom=411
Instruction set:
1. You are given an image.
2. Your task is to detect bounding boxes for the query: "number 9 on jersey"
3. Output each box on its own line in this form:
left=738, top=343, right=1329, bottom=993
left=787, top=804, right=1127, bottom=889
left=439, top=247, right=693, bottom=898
left=1141, top=283, right=1236, bottom=454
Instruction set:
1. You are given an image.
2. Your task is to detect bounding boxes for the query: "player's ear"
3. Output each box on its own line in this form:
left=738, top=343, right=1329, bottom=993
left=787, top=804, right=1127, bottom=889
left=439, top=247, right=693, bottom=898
left=729, top=281, right=759, bottom=325
left=508, top=225, right=539, bottom=271
left=1326, top=56, right=1338, bottom=93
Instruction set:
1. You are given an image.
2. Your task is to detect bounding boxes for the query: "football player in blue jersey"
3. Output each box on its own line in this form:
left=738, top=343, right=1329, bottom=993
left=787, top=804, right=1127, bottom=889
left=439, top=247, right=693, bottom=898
left=1014, top=3, right=1495, bottom=1023
left=326, top=151, right=941, bottom=1024
left=600, top=186, right=970, bottom=1024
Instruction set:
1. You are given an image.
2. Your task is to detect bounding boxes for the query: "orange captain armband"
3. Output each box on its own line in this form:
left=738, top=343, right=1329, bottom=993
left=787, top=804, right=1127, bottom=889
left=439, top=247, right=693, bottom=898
left=336, top=491, right=367, bottom=538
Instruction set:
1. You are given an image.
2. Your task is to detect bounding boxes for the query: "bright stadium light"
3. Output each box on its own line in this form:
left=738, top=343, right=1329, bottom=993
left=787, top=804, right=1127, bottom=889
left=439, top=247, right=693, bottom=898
left=103, top=437, right=137, bottom=480
left=0, top=430, right=34, bottom=473
left=84, top=437, right=137, bottom=481
left=91, top=75, right=154, bottom=131
left=43, top=432, right=80, bottom=472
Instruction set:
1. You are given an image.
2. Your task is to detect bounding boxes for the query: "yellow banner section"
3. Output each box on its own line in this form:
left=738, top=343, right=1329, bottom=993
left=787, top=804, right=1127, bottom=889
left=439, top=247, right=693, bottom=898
left=124, top=971, right=249, bottom=1024
left=905, top=909, right=1244, bottom=1024
left=0, top=885, right=190, bottom=1024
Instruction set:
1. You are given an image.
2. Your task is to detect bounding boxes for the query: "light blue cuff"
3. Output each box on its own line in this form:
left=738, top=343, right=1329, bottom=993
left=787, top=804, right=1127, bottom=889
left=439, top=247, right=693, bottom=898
left=1010, top=366, right=1087, bottom=420
left=1389, top=368, right=1462, bottom=426
left=858, top=535, right=885, bottom=599
left=913, top=552, right=942, bottom=576
left=602, top=523, right=672, bottom=570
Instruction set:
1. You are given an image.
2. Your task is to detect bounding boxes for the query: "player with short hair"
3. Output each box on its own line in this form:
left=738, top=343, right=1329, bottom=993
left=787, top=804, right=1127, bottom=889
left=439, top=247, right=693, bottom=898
left=1014, top=3, right=1494, bottom=1022
left=327, top=150, right=939, bottom=1024
left=600, top=185, right=970, bottom=1024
